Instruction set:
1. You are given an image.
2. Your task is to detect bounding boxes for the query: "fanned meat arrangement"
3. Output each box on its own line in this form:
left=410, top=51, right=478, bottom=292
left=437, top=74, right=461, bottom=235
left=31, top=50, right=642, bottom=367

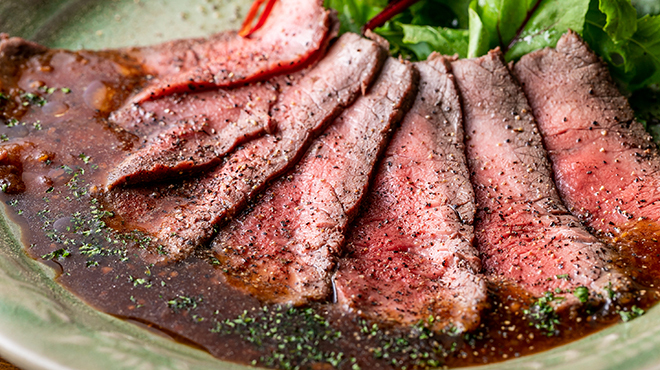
left=108, top=32, right=387, bottom=260
left=334, top=55, right=486, bottom=333
left=514, top=32, right=660, bottom=279
left=212, top=57, right=417, bottom=305
left=126, top=0, right=335, bottom=103
left=452, top=50, right=627, bottom=300
left=3, top=1, right=660, bottom=368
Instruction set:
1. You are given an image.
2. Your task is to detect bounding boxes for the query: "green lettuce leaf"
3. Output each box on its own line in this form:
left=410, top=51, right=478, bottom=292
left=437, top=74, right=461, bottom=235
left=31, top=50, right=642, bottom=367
left=400, top=24, right=469, bottom=59
left=463, top=0, right=590, bottom=61
left=505, top=0, right=590, bottom=60
left=325, top=0, right=660, bottom=92
left=323, top=0, right=386, bottom=34
left=585, top=0, right=660, bottom=90
left=467, top=1, right=490, bottom=58
left=469, top=0, right=536, bottom=51
left=599, top=0, right=638, bottom=41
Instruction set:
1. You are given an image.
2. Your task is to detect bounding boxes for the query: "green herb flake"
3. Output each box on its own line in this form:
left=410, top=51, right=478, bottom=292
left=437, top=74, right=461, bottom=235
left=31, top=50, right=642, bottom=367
left=604, top=281, right=616, bottom=300
left=523, top=291, right=564, bottom=335
left=619, top=305, right=645, bottom=322
left=21, top=92, right=47, bottom=107
left=128, top=275, right=152, bottom=288
left=167, top=295, right=202, bottom=312
left=42, top=248, right=71, bottom=260
left=129, top=295, right=143, bottom=308
left=79, top=153, right=92, bottom=164
left=573, top=286, right=590, bottom=303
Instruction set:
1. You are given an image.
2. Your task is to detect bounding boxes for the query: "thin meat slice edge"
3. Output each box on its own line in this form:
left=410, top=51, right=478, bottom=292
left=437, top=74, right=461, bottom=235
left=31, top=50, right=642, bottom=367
left=452, top=49, right=628, bottom=304
left=127, top=0, right=335, bottom=103
left=513, top=31, right=660, bottom=280
left=334, top=54, right=486, bottom=333
left=211, top=57, right=418, bottom=305
left=105, top=74, right=303, bottom=189
left=105, top=32, right=388, bottom=262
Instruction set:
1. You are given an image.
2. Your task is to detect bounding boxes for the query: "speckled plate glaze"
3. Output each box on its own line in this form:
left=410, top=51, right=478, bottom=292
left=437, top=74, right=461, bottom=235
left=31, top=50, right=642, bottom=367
left=0, top=1, right=660, bottom=369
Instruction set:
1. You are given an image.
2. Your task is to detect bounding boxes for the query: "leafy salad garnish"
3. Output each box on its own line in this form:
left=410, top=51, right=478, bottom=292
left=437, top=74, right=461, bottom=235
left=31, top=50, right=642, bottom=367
left=324, top=0, right=660, bottom=93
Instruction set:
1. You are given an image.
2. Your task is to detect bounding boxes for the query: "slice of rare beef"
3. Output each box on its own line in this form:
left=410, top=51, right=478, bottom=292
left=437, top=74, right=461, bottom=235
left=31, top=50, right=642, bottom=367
left=513, top=32, right=660, bottom=279
left=127, top=0, right=335, bottom=103
left=452, top=49, right=627, bottom=302
left=333, top=55, right=486, bottom=333
left=105, top=73, right=303, bottom=188
left=106, top=33, right=388, bottom=261
left=211, top=57, right=417, bottom=305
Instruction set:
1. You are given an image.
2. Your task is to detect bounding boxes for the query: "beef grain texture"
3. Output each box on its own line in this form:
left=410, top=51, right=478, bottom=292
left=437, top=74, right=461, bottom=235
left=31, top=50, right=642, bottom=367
left=106, top=33, right=388, bottom=261
left=211, top=57, right=417, bottom=305
left=333, top=55, right=487, bottom=333
left=514, top=32, right=660, bottom=251
left=126, top=0, right=335, bottom=103
left=452, top=49, right=627, bottom=301
left=106, top=73, right=304, bottom=189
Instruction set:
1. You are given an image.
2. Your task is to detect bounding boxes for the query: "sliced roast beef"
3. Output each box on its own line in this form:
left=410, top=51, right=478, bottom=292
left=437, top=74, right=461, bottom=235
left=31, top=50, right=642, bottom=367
left=106, top=73, right=304, bottom=188
left=333, top=55, right=486, bottom=333
left=106, top=33, right=388, bottom=261
left=513, top=33, right=660, bottom=236
left=452, top=50, right=627, bottom=301
left=126, top=0, right=335, bottom=103
left=513, top=31, right=660, bottom=280
left=211, top=58, right=417, bottom=305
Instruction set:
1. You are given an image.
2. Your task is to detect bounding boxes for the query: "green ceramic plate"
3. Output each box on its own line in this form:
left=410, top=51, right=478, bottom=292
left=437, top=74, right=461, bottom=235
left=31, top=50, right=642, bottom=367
left=1, top=1, right=660, bottom=369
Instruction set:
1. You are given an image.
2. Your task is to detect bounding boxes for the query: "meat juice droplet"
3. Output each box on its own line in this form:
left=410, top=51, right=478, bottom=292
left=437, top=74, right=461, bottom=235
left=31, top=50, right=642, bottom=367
left=83, top=80, right=112, bottom=112
left=42, top=101, right=69, bottom=117
left=53, top=217, right=74, bottom=233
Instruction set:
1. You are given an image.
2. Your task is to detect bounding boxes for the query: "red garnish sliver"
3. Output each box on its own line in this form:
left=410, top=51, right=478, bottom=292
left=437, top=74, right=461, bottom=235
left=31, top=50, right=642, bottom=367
left=364, top=0, right=421, bottom=31
left=239, top=0, right=279, bottom=37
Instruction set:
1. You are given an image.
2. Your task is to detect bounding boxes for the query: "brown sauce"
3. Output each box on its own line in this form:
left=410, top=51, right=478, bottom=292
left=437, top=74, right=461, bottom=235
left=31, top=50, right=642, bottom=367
left=1, top=47, right=659, bottom=370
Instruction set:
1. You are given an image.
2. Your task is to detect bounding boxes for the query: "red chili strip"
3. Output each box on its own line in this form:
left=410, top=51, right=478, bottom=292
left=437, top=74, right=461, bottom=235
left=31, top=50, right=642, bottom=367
left=239, top=0, right=279, bottom=37
left=364, top=0, right=420, bottom=31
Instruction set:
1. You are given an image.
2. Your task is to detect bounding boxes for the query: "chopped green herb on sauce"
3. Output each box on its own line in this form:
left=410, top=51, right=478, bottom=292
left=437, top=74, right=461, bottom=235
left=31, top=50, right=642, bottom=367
left=21, top=92, right=47, bottom=107
left=42, top=248, right=71, bottom=260
left=619, top=305, right=645, bottom=322
left=523, top=292, right=564, bottom=335
left=573, top=286, right=590, bottom=303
